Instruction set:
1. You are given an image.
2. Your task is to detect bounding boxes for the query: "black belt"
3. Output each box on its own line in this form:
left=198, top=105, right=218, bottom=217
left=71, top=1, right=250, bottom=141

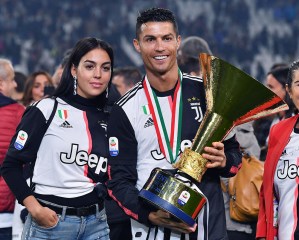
left=39, top=200, right=104, bottom=217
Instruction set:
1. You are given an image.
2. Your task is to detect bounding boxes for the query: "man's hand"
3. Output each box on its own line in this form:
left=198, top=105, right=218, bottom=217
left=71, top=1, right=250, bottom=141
left=148, top=210, right=197, bottom=234
left=202, top=142, right=226, bottom=169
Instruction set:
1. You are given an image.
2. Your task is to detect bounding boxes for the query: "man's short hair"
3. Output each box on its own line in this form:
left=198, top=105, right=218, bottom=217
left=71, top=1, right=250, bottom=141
left=178, top=36, right=212, bottom=60
left=136, top=7, right=179, bottom=39
left=177, top=36, right=212, bottom=74
left=113, top=67, right=142, bottom=87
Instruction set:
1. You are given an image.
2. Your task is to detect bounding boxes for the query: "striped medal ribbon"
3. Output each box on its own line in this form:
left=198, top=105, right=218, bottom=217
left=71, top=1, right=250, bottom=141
left=143, top=70, right=183, bottom=164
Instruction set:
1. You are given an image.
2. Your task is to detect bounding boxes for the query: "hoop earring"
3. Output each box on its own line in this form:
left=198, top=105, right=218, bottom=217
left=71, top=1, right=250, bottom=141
left=73, top=76, right=77, bottom=95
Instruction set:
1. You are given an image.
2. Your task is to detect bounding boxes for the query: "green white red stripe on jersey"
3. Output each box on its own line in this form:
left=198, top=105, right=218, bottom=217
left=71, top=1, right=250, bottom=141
left=143, top=70, right=183, bottom=164
left=58, top=109, right=68, bottom=120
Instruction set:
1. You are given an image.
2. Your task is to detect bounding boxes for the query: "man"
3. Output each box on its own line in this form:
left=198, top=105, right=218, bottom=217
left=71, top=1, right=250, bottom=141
left=112, top=66, right=142, bottom=96
left=177, top=36, right=212, bottom=77
left=11, top=71, right=27, bottom=103
left=0, top=58, right=25, bottom=239
left=107, top=8, right=241, bottom=240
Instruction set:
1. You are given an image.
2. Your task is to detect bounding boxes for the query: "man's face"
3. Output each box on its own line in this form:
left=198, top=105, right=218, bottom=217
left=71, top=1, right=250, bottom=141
left=133, top=21, right=181, bottom=76
left=0, top=64, right=16, bottom=98
left=112, top=75, right=131, bottom=96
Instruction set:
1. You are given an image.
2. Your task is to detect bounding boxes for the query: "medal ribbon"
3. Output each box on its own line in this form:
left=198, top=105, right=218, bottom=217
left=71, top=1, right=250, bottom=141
left=143, top=70, right=183, bottom=164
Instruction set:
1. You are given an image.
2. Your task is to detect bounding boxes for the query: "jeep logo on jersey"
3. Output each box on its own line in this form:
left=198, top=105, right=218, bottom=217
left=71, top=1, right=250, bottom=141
left=60, top=144, right=107, bottom=174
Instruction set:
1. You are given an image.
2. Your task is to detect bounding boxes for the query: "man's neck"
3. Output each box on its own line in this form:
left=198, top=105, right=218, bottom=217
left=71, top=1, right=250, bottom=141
left=146, top=67, right=179, bottom=92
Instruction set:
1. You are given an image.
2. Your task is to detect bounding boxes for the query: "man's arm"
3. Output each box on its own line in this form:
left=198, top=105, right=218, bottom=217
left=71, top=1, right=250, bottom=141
left=107, top=105, right=153, bottom=225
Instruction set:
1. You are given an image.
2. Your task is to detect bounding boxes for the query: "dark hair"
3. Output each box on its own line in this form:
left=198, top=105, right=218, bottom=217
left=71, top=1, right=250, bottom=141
left=266, top=63, right=294, bottom=117
left=22, top=71, right=53, bottom=106
left=287, top=60, right=299, bottom=86
left=136, top=7, right=178, bottom=39
left=177, top=36, right=212, bottom=75
left=287, top=60, right=299, bottom=115
left=14, top=71, right=27, bottom=92
left=267, top=64, right=289, bottom=86
left=53, top=37, right=114, bottom=105
left=61, top=48, right=72, bottom=68
left=113, top=66, right=142, bottom=86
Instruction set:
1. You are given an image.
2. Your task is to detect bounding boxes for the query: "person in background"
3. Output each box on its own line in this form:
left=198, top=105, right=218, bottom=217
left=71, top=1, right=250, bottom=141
left=21, top=70, right=54, bottom=107
left=253, top=63, right=294, bottom=160
left=222, top=122, right=261, bottom=240
left=107, top=7, right=241, bottom=239
left=112, top=66, right=142, bottom=96
left=1, top=37, right=113, bottom=240
left=256, top=60, right=299, bottom=239
left=11, top=71, right=27, bottom=103
left=52, top=49, right=72, bottom=88
left=177, top=36, right=212, bottom=77
left=0, top=58, right=25, bottom=240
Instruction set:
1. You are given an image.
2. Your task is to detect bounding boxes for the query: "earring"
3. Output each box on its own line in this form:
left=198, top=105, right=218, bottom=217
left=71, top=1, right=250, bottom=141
left=73, top=76, right=77, bottom=95
left=105, top=88, right=109, bottom=98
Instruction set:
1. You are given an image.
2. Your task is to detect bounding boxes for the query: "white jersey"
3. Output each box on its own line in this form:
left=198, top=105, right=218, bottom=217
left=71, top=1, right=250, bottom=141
left=4, top=95, right=108, bottom=206
left=274, top=129, right=299, bottom=239
left=107, top=74, right=242, bottom=240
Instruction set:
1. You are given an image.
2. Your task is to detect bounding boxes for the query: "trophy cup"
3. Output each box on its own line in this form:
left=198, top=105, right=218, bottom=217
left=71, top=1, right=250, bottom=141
left=139, top=53, right=289, bottom=226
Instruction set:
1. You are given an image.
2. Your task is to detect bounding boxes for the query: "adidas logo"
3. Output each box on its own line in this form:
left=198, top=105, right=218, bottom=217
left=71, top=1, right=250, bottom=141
left=144, top=118, right=154, bottom=128
left=59, top=121, right=73, bottom=128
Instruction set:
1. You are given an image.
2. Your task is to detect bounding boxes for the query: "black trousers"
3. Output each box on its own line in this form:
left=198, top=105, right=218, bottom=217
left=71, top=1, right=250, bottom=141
left=109, top=220, right=132, bottom=240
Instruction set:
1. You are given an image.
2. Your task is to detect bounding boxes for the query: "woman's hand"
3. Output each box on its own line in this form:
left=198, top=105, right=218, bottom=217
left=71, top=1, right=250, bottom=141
left=23, top=195, right=59, bottom=228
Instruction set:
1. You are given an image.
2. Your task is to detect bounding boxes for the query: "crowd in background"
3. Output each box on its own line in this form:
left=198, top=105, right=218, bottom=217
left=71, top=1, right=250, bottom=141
left=0, top=0, right=298, bottom=82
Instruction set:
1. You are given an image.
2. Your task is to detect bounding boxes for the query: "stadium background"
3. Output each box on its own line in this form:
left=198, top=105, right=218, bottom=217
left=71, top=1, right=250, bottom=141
left=0, top=0, right=297, bottom=82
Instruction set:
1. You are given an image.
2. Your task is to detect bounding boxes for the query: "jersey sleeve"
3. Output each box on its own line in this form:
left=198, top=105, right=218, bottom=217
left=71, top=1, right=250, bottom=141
left=1, top=104, right=49, bottom=204
left=219, top=134, right=242, bottom=177
left=107, top=104, right=153, bottom=225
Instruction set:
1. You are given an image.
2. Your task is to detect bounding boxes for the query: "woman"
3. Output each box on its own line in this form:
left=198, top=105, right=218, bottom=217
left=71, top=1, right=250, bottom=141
left=256, top=60, right=299, bottom=240
left=22, top=71, right=54, bottom=106
left=1, top=37, right=113, bottom=240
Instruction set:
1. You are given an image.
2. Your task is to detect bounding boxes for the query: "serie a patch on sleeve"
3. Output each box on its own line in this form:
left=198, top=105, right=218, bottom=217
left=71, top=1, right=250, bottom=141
left=14, top=130, right=28, bottom=150
left=109, top=137, right=119, bottom=156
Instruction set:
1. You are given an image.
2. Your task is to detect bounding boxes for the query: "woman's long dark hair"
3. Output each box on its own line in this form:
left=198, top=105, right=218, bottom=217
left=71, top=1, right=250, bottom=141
left=22, top=71, right=53, bottom=107
left=53, top=37, right=114, bottom=106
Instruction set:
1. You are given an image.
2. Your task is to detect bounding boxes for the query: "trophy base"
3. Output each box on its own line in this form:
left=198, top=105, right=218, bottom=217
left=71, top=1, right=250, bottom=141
left=139, top=168, right=206, bottom=226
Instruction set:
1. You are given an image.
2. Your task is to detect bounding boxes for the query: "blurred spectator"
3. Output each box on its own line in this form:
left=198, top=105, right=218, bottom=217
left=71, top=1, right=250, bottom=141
left=0, top=58, right=25, bottom=240
left=52, top=48, right=72, bottom=88
left=11, top=71, right=27, bottom=103
left=178, top=36, right=212, bottom=76
left=222, top=122, right=260, bottom=240
left=21, top=71, right=54, bottom=106
left=0, top=1, right=298, bottom=83
left=112, top=66, right=142, bottom=96
left=253, top=63, right=293, bottom=160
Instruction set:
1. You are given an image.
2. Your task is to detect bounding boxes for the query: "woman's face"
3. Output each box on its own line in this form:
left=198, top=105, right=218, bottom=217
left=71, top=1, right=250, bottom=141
left=266, top=74, right=286, bottom=100
left=32, top=74, right=50, bottom=101
left=287, top=70, right=299, bottom=110
left=71, top=48, right=112, bottom=99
